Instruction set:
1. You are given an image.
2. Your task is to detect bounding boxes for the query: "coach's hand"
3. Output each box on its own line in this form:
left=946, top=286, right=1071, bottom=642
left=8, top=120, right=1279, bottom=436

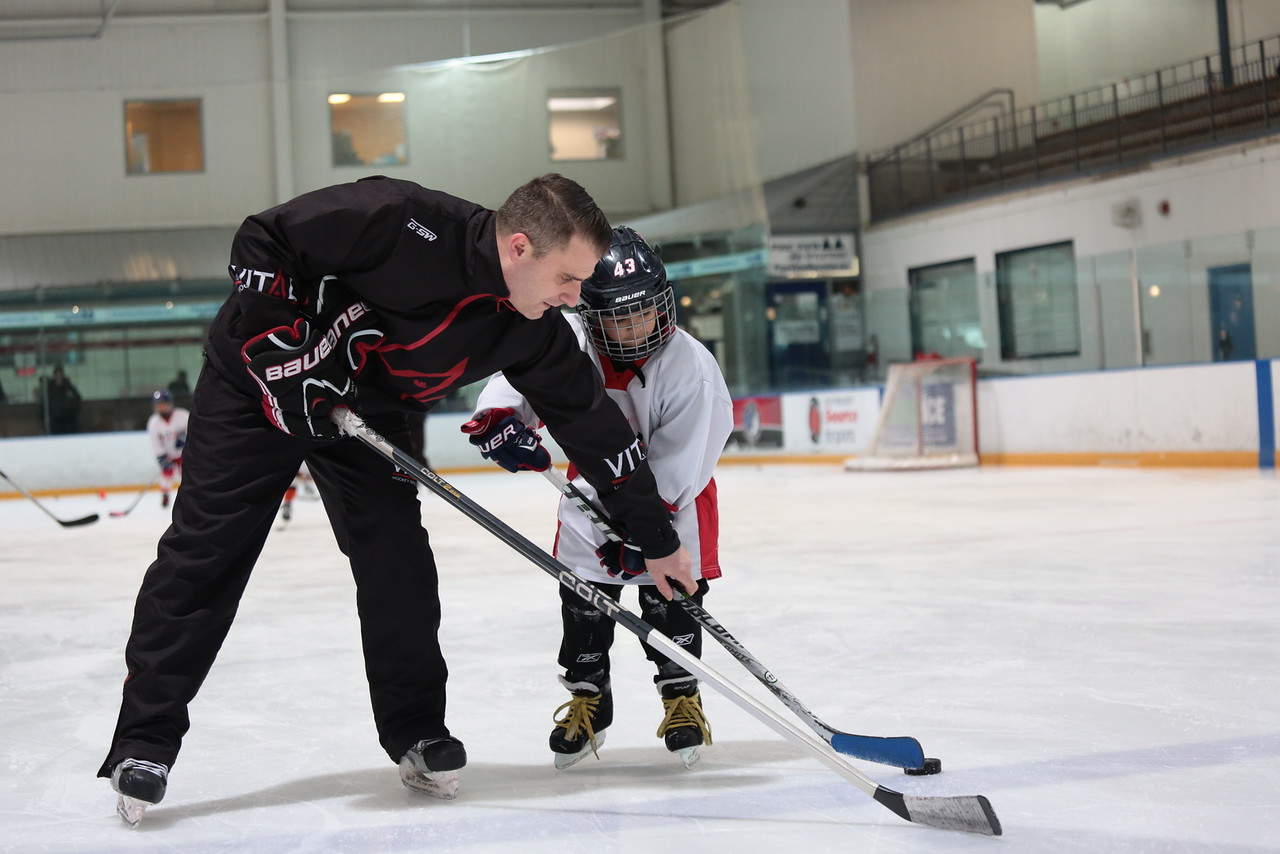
left=460, top=408, right=551, bottom=472
left=644, top=545, right=695, bottom=601
left=242, top=282, right=383, bottom=440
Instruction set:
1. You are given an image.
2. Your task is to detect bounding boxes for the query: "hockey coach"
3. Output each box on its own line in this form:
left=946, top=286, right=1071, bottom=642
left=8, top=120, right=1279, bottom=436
left=98, top=173, right=695, bottom=822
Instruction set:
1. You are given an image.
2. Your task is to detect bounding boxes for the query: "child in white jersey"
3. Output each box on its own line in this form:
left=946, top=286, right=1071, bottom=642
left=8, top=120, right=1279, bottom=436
left=464, top=227, right=733, bottom=769
left=145, top=389, right=189, bottom=508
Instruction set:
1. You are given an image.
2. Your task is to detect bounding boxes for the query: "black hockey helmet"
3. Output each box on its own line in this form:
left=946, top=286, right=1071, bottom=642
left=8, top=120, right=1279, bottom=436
left=577, top=226, right=676, bottom=362
left=151, top=389, right=173, bottom=404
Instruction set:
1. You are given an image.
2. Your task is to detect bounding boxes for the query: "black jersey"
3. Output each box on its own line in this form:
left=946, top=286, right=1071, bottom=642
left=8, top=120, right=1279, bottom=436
left=204, top=176, right=678, bottom=558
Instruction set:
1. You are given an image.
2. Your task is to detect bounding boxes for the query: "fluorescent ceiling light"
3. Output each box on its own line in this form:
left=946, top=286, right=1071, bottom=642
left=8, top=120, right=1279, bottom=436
left=548, top=96, right=616, bottom=112
left=377, top=92, right=406, bottom=103
left=328, top=93, right=351, bottom=105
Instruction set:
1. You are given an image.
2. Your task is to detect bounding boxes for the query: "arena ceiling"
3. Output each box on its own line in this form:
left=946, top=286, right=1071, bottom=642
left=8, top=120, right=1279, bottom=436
left=0, top=0, right=727, bottom=40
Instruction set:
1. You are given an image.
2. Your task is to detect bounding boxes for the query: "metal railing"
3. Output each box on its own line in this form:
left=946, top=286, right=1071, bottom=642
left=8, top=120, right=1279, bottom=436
left=867, top=34, right=1280, bottom=220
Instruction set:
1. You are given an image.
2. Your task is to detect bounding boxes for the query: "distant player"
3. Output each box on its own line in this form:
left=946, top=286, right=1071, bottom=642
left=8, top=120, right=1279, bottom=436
left=466, top=227, right=733, bottom=769
left=146, top=390, right=188, bottom=508
left=278, top=463, right=317, bottom=525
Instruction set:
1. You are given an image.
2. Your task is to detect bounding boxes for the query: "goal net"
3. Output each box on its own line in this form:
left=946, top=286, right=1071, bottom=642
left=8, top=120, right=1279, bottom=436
left=845, top=358, right=978, bottom=470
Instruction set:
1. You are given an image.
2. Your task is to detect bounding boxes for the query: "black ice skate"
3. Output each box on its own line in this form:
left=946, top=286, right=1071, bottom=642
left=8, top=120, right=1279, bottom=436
left=549, top=673, right=612, bottom=770
left=109, top=758, right=168, bottom=827
left=160, top=491, right=170, bottom=509
left=399, top=736, right=466, bottom=800
left=656, top=676, right=711, bottom=769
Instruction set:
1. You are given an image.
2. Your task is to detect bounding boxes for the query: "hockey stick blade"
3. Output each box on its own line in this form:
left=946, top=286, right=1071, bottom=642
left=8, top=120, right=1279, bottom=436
left=875, top=789, right=1002, bottom=836
left=109, top=477, right=161, bottom=518
left=0, top=466, right=100, bottom=528
left=541, top=466, right=929, bottom=771
left=336, top=409, right=1000, bottom=836
left=829, top=733, right=925, bottom=768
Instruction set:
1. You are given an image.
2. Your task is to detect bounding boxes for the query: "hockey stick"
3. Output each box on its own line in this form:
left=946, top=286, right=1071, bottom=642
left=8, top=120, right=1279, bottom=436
left=540, top=466, right=934, bottom=773
left=109, top=476, right=162, bottom=518
left=0, top=466, right=99, bottom=528
left=332, top=408, right=1000, bottom=836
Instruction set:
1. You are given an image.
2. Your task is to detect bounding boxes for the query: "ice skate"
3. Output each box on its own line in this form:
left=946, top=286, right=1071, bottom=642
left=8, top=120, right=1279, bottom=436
left=656, top=676, right=711, bottom=769
left=109, top=758, right=168, bottom=827
left=399, top=736, right=466, bottom=799
left=160, top=491, right=170, bottom=509
left=550, top=673, right=612, bottom=770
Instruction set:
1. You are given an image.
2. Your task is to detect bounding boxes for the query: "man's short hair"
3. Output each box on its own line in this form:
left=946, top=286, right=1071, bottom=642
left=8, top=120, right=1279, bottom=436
left=496, top=173, right=612, bottom=257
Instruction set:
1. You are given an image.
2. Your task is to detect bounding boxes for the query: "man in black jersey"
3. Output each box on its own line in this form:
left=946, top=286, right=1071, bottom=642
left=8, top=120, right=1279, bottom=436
left=99, top=174, right=693, bottom=823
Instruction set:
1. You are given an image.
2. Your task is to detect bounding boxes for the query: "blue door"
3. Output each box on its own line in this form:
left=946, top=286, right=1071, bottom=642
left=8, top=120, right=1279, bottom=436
left=1208, top=264, right=1255, bottom=361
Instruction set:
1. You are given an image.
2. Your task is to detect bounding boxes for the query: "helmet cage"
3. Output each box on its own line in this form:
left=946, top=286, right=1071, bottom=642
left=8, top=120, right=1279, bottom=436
left=578, top=287, right=677, bottom=362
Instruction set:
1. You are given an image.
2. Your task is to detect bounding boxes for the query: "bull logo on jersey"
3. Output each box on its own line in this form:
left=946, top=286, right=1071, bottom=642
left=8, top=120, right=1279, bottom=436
left=364, top=293, right=511, bottom=405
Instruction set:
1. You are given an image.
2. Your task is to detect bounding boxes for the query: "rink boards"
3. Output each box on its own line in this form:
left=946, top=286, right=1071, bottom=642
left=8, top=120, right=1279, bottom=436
left=1, top=358, right=1277, bottom=497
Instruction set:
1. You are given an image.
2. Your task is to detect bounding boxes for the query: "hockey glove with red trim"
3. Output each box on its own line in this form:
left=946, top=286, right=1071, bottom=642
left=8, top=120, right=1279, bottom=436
left=596, top=538, right=648, bottom=580
left=242, top=281, right=383, bottom=440
left=460, top=408, right=551, bottom=472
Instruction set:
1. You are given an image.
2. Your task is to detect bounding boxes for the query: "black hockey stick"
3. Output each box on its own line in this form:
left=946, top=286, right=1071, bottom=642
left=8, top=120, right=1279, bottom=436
left=109, top=477, right=161, bottom=518
left=332, top=408, right=1000, bottom=836
left=0, top=466, right=99, bottom=528
left=540, top=467, right=937, bottom=774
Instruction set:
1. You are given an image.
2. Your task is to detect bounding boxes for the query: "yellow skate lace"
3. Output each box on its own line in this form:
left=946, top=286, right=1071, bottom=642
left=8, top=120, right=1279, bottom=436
left=656, top=692, right=712, bottom=745
left=553, top=693, right=604, bottom=755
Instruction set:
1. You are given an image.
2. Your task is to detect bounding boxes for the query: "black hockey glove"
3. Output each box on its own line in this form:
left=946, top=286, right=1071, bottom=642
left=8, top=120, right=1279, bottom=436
left=460, top=407, right=551, bottom=472
left=241, top=282, right=383, bottom=440
left=596, top=538, right=647, bottom=580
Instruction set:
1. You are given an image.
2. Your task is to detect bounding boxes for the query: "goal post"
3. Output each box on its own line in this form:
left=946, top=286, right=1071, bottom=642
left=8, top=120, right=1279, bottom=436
left=844, top=357, right=979, bottom=471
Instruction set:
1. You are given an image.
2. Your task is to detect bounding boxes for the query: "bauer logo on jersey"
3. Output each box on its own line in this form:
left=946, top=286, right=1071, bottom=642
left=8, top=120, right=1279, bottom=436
left=672, top=633, right=695, bottom=646
left=575, top=653, right=603, bottom=663
left=406, top=219, right=438, bottom=241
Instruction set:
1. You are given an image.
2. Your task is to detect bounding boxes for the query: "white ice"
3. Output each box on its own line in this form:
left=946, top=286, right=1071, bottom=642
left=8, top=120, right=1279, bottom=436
left=1, top=465, right=1278, bottom=853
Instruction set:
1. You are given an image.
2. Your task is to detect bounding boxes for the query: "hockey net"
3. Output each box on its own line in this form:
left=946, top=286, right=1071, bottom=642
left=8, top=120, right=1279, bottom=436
left=845, top=358, right=978, bottom=471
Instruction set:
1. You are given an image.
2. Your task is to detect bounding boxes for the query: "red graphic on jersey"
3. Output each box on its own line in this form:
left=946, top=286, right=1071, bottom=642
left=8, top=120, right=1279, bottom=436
left=369, top=293, right=511, bottom=404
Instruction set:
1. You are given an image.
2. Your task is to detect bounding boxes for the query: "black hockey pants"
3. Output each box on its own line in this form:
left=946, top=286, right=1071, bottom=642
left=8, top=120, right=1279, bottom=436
left=558, top=577, right=710, bottom=684
left=98, top=363, right=447, bottom=778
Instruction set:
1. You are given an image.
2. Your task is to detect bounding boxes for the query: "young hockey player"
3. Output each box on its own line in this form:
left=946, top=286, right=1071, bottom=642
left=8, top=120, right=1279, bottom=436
left=465, top=227, right=733, bottom=769
left=145, top=390, right=189, bottom=508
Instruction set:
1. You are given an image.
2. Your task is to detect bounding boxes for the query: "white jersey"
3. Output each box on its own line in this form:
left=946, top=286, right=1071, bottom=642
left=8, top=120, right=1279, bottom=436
left=475, top=315, right=733, bottom=585
left=147, top=408, right=190, bottom=461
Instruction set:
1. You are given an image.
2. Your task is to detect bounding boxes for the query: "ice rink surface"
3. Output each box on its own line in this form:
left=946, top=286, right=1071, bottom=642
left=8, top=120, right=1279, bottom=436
left=1, top=464, right=1278, bottom=853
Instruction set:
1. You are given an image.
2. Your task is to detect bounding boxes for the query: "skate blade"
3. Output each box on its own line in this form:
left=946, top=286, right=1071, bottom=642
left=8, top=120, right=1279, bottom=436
left=117, top=795, right=148, bottom=827
left=400, top=768, right=460, bottom=800
left=675, top=745, right=701, bottom=769
left=553, top=731, right=606, bottom=770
